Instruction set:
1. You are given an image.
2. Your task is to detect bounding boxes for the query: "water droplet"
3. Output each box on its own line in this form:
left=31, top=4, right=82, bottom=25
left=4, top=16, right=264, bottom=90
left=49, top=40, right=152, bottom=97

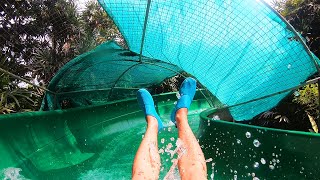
left=244, top=165, right=248, bottom=169
left=276, top=159, right=280, bottom=163
left=176, top=92, right=181, bottom=99
left=212, top=115, right=220, bottom=120
left=253, top=177, right=260, bottom=180
left=234, top=170, right=237, bottom=174
left=236, top=139, right=241, bottom=144
left=168, top=127, right=172, bottom=132
left=294, top=91, right=300, bottom=96
left=253, top=162, right=259, bottom=168
left=205, top=158, right=213, bottom=163
left=210, top=173, right=214, bottom=180
left=269, top=165, right=275, bottom=170
left=251, top=172, right=256, bottom=177
left=253, top=139, right=261, bottom=147
left=161, top=138, right=165, bottom=144
left=287, top=64, right=292, bottom=69
left=234, top=175, right=237, bottom=180
left=158, top=148, right=164, bottom=154
left=260, top=158, right=266, bottom=164
left=170, top=137, right=175, bottom=141
left=245, top=132, right=251, bottom=138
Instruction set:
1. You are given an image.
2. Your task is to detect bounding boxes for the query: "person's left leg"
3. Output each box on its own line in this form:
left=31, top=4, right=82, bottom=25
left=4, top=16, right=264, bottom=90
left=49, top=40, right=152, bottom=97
left=132, top=116, right=160, bottom=180
left=132, top=89, right=164, bottom=180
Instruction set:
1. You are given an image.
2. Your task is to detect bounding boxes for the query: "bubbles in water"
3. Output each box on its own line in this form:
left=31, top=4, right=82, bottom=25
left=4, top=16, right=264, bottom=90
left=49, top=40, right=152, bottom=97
left=287, top=64, right=292, bottom=69
left=245, top=132, right=251, bottom=138
left=253, top=162, right=259, bottom=168
left=260, top=158, right=266, bottom=164
left=269, top=165, right=275, bottom=170
left=253, top=139, right=261, bottom=147
left=236, top=139, right=241, bottom=144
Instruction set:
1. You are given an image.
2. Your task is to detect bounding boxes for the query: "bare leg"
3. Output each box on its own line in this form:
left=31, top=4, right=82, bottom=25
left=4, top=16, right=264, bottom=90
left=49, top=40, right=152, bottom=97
left=132, top=116, right=160, bottom=180
left=176, top=108, right=207, bottom=180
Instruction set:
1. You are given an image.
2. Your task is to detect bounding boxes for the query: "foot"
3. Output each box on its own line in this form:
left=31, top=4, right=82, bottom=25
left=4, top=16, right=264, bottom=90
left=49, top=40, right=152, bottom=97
left=137, top=89, right=164, bottom=131
left=171, top=78, right=197, bottom=125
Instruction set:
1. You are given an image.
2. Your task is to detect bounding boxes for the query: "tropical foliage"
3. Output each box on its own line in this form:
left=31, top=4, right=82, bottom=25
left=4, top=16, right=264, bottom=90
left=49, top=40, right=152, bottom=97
left=0, top=0, right=120, bottom=114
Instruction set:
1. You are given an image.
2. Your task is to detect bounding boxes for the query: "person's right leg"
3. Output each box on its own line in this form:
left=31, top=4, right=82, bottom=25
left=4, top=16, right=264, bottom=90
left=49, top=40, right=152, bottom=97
left=176, top=108, right=207, bottom=180
left=171, top=78, right=207, bottom=179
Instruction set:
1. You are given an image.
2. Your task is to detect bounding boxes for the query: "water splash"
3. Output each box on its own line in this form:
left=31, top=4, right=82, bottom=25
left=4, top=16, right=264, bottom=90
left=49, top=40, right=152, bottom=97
left=163, top=138, right=187, bottom=180
left=2, top=167, right=28, bottom=180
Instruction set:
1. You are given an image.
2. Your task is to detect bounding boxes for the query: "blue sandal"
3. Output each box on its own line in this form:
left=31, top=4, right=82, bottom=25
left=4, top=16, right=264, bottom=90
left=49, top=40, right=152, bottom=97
left=170, top=77, right=197, bottom=125
left=137, top=89, right=164, bottom=131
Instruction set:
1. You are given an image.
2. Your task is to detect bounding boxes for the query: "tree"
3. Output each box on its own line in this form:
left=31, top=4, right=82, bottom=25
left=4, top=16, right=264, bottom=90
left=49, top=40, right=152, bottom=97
left=0, top=0, right=125, bottom=114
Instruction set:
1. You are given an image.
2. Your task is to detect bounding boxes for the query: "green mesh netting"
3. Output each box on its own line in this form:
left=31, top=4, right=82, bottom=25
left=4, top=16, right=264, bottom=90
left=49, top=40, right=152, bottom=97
left=42, top=0, right=319, bottom=122
left=41, top=42, right=182, bottom=110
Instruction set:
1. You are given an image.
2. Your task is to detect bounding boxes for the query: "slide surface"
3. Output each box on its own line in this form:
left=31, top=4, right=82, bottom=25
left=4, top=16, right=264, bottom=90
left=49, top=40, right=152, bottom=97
left=0, top=92, right=319, bottom=179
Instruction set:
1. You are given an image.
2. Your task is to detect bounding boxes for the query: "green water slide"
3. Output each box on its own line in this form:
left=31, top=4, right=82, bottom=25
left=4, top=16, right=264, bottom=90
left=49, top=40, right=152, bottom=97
left=1, top=0, right=320, bottom=179
left=1, top=92, right=320, bottom=179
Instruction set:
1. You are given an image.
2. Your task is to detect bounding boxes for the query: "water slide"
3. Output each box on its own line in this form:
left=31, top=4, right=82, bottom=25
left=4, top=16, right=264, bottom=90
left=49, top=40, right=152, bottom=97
left=1, top=0, right=320, bottom=179
left=1, top=91, right=319, bottom=179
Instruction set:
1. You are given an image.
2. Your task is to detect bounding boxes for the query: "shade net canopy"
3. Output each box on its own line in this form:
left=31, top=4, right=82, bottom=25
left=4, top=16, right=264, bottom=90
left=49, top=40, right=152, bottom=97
left=41, top=42, right=182, bottom=110
left=83, top=0, right=318, bottom=121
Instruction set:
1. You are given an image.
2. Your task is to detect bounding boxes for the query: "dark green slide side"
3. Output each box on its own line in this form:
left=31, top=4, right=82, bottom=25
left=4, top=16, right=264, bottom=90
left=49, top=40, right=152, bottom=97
left=0, top=91, right=319, bottom=179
